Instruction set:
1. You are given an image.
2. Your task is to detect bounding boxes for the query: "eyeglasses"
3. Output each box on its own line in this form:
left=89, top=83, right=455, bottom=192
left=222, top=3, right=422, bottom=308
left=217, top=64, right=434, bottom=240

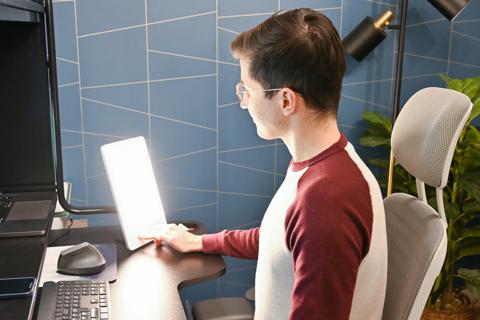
left=235, top=82, right=282, bottom=108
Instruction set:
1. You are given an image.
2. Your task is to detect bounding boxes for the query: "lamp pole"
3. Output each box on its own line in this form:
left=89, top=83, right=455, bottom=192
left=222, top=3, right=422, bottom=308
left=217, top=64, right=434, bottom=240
left=386, top=0, right=409, bottom=195
left=45, top=0, right=116, bottom=214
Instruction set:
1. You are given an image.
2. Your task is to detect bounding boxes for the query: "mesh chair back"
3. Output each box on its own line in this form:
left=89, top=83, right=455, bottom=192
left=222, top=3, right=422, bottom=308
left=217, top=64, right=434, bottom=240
left=391, top=87, right=472, bottom=188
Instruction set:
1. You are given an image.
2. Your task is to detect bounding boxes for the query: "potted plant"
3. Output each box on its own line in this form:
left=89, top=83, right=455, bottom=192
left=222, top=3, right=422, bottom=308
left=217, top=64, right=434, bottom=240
left=359, top=75, right=480, bottom=319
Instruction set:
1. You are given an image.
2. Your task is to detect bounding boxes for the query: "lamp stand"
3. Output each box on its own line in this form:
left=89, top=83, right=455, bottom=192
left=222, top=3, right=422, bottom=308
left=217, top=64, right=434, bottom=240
left=45, top=0, right=116, bottom=214
left=386, top=0, right=409, bottom=195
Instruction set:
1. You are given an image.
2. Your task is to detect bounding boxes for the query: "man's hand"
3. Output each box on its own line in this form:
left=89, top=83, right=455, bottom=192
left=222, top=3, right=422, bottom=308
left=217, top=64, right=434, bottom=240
left=138, top=224, right=203, bottom=253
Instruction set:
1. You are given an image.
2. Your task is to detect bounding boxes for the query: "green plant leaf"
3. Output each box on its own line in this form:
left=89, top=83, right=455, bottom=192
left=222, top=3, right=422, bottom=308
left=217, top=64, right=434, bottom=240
left=462, top=78, right=480, bottom=101
left=466, top=99, right=480, bottom=126
left=458, top=226, right=480, bottom=242
left=445, top=78, right=464, bottom=92
left=457, top=268, right=480, bottom=300
left=431, top=272, right=449, bottom=306
left=369, top=158, right=389, bottom=169
left=362, top=112, right=392, bottom=132
left=359, top=136, right=390, bottom=147
left=462, top=148, right=480, bottom=169
left=452, top=212, right=479, bottom=229
left=464, top=202, right=480, bottom=214
left=445, top=203, right=461, bottom=220
left=453, top=245, right=480, bottom=265
left=440, top=74, right=453, bottom=85
left=443, top=76, right=480, bottom=105
left=364, top=125, right=390, bottom=138
left=459, top=180, right=480, bottom=201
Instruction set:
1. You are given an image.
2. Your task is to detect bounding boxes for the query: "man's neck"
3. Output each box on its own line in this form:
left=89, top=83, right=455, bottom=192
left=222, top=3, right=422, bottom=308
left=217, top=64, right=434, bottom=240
left=282, top=115, right=341, bottom=163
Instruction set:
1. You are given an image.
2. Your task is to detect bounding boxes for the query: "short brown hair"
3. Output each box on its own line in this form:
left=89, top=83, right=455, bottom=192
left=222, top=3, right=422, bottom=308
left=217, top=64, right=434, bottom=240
left=231, top=8, right=345, bottom=116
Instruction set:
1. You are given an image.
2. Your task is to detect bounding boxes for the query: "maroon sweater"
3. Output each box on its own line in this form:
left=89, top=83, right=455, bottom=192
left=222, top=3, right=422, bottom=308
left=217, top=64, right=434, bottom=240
left=202, top=135, right=387, bottom=319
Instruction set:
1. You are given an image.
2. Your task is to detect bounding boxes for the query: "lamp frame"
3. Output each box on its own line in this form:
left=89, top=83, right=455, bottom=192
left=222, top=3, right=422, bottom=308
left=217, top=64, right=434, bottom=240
left=386, top=0, right=409, bottom=195
left=45, top=0, right=116, bottom=214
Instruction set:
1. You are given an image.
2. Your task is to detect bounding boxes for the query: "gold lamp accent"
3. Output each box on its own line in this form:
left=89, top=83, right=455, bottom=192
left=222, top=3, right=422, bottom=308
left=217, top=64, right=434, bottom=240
left=374, top=10, right=395, bottom=30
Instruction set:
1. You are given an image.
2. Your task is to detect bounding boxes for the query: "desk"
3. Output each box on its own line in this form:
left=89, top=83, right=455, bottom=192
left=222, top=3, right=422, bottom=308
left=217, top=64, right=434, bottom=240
left=0, top=224, right=226, bottom=320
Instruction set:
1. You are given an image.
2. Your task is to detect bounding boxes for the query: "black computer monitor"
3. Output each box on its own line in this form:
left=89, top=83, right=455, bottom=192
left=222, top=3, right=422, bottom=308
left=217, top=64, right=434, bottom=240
left=0, top=18, right=55, bottom=192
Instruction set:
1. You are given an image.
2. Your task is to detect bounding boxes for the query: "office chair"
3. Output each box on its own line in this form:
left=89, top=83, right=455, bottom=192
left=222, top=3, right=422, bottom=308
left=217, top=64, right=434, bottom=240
left=382, top=87, right=472, bottom=320
left=193, top=87, right=472, bottom=320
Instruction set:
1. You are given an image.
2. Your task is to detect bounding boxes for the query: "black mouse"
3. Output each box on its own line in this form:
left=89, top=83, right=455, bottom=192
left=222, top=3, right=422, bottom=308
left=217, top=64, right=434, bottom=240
left=57, top=242, right=106, bottom=276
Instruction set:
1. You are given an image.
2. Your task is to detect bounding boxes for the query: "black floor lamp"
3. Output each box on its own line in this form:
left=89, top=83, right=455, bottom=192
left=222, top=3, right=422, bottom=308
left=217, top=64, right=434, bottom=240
left=342, top=0, right=471, bottom=195
left=44, top=0, right=115, bottom=215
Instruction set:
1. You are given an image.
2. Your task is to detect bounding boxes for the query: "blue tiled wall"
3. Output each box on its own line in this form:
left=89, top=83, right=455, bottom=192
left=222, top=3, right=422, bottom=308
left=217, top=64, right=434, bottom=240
left=52, top=0, right=479, bottom=303
left=400, top=0, right=480, bottom=111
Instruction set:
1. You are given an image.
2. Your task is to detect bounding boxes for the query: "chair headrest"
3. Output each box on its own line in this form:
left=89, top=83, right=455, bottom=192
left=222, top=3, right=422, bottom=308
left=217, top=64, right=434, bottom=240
left=391, top=87, right=472, bottom=188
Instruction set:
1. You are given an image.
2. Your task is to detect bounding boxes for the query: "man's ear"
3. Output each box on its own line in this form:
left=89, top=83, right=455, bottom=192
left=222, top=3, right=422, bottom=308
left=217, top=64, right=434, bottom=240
left=280, top=88, right=298, bottom=116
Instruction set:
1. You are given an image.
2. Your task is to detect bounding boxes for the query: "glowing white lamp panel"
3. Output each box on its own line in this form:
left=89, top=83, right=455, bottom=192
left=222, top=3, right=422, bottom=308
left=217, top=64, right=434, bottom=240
left=101, top=136, right=166, bottom=250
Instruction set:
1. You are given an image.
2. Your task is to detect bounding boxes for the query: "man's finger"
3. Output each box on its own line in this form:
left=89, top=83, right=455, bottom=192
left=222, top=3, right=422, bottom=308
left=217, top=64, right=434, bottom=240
left=178, top=224, right=191, bottom=231
left=138, top=232, right=156, bottom=239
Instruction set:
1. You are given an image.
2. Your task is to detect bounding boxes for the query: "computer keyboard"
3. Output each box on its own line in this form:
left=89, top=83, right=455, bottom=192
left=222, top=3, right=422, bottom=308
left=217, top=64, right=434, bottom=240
left=37, top=280, right=111, bottom=320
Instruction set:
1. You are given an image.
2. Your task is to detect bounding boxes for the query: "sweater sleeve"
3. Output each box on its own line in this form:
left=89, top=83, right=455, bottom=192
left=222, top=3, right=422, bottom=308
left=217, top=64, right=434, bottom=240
left=202, top=228, right=260, bottom=260
left=284, top=189, right=371, bottom=320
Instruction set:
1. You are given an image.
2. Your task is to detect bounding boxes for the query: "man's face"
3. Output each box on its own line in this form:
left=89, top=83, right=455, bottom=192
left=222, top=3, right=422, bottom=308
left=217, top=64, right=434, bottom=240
left=238, top=57, right=284, bottom=140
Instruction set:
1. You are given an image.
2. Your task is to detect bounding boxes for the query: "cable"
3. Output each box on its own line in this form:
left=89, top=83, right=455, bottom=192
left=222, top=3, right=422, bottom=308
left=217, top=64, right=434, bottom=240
left=48, top=218, right=74, bottom=246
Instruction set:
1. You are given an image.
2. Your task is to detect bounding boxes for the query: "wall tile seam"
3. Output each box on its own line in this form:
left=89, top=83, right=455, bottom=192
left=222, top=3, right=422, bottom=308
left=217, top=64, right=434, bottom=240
left=452, top=30, right=480, bottom=43
left=219, top=144, right=277, bottom=153
left=80, top=74, right=217, bottom=91
left=57, top=57, right=78, bottom=64
left=218, top=26, right=239, bottom=35
left=82, top=97, right=218, bottom=132
left=454, top=18, right=480, bottom=24
left=341, top=94, right=392, bottom=109
left=149, top=49, right=218, bottom=63
left=218, top=280, right=253, bottom=288
left=218, top=6, right=342, bottom=20
left=448, top=61, right=480, bottom=69
left=168, top=202, right=217, bottom=213
left=406, top=18, right=445, bottom=28
left=82, top=131, right=130, bottom=139
left=72, top=0, right=89, bottom=205
left=58, top=81, right=79, bottom=88
left=401, top=51, right=453, bottom=63
left=217, top=191, right=274, bottom=199
left=219, top=160, right=278, bottom=175
left=364, top=0, right=397, bottom=8
left=77, top=11, right=217, bottom=39
left=62, top=145, right=83, bottom=149
left=153, top=147, right=218, bottom=163
left=344, top=72, right=445, bottom=86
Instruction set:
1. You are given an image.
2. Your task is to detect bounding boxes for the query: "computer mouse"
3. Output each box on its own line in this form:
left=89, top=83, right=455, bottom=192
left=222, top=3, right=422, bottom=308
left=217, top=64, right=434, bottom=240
left=57, top=242, right=106, bottom=276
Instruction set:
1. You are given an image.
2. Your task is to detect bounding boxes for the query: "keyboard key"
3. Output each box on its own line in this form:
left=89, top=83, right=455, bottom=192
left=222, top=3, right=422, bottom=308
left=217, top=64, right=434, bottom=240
left=91, top=308, right=99, bottom=318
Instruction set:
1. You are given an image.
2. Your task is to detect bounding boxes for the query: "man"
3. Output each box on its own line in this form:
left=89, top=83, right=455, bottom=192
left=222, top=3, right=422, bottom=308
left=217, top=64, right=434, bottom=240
left=141, top=8, right=387, bottom=319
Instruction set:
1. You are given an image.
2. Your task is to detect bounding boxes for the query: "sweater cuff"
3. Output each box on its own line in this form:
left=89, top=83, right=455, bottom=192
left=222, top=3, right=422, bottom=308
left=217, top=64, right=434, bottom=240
left=202, top=232, right=223, bottom=254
